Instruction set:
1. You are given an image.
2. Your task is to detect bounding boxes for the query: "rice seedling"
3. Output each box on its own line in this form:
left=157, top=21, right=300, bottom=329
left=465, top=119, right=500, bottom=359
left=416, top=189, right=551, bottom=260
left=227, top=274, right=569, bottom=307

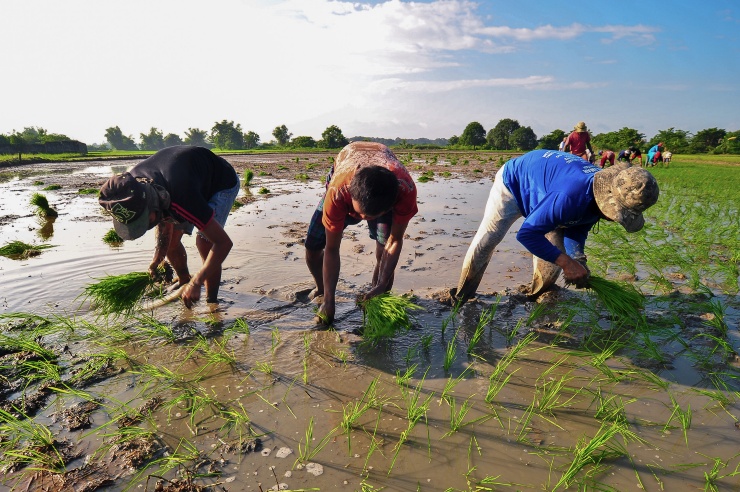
left=468, top=299, right=498, bottom=354
left=102, top=228, right=123, bottom=244
left=271, top=326, right=281, bottom=353
left=358, top=292, right=422, bottom=342
left=41, top=184, right=61, bottom=191
left=440, top=366, right=471, bottom=406
left=243, top=169, right=254, bottom=187
left=443, top=335, right=457, bottom=372
left=295, top=416, right=334, bottom=465
left=231, top=199, right=244, bottom=211
left=0, top=240, right=54, bottom=259
left=32, top=180, right=44, bottom=186
left=78, top=188, right=99, bottom=195
left=30, top=192, right=58, bottom=217
left=223, top=317, right=250, bottom=341
left=253, top=360, right=274, bottom=376
left=336, top=378, right=380, bottom=454
left=590, top=390, right=631, bottom=426
left=0, top=333, right=56, bottom=360
left=587, top=275, right=644, bottom=322
left=420, top=333, right=433, bottom=351
left=389, top=374, right=434, bottom=474
left=296, top=172, right=309, bottom=180
left=662, top=393, right=692, bottom=446
left=444, top=396, right=482, bottom=436
left=258, top=187, right=270, bottom=194
left=441, top=297, right=463, bottom=336
left=135, top=315, right=176, bottom=343
left=81, top=271, right=156, bottom=316
left=698, top=453, right=740, bottom=492
left=329, top=347, right=350, bottom=365
left=0, top=407, right=65, bottom=472
left=395, top=363, right=417, bottom=387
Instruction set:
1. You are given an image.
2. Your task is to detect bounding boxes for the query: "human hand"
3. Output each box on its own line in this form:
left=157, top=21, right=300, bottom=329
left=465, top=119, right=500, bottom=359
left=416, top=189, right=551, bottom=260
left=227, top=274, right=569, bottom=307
left=315, top=300, right=335, bottom=326
left=181, top=282, right=202, bottom=309
left=562, top=257, right=590, bottom=289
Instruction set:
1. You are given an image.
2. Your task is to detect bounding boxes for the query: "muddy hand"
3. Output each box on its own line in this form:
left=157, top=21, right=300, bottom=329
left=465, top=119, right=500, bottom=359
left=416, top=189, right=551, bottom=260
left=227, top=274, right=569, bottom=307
left=315, top=302, right=334, bottom=326
left=181, top=282, right=202, bottom=309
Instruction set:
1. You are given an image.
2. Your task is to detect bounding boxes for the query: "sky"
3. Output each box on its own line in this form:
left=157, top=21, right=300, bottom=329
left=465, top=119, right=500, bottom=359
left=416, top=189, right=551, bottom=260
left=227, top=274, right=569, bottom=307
left=2, top=0, right=739, bottom=145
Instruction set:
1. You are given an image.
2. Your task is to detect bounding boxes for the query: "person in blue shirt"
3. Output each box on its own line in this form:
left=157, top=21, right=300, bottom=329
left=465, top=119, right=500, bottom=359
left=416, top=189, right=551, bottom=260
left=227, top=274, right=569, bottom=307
left=454, top=149, right=659, bottom=302
left=647, top=143, right=664, bottom=166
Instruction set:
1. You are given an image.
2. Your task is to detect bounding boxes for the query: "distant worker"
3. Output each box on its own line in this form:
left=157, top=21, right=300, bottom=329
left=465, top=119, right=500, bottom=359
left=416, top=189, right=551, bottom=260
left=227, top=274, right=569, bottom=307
left=563, top=121, right=594, bottom=162
left=558, top=136, right=567, bottom=152
left=305, top=141, right=418, bottom=325
left=617, top=149, right=632, bottom=163
left=663, top=151, right=672, bottom=166
left=647, top=143, right=664, bottom=166
left=99, top=146, right=240, bottom=307
left=630, top=146, right=643, bottom=166
left=453, top=150, right=659, bottom=302
left=598, top=150, right=615, bottom=168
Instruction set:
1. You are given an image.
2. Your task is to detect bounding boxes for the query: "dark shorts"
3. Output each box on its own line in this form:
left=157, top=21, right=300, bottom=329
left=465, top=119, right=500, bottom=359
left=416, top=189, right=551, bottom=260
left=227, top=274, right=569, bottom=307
left=304, top=166, right=393, bottom=251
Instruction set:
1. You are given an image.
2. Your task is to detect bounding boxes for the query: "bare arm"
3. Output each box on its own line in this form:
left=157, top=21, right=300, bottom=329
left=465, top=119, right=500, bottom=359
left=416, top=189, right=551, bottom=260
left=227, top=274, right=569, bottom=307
left=317, top=228, right=342, bottom=323
left=364, top=220, right=408, bottom=299
left=181, top=220, right=233, bottom=308
left=149, top=221, right=174, bottom=276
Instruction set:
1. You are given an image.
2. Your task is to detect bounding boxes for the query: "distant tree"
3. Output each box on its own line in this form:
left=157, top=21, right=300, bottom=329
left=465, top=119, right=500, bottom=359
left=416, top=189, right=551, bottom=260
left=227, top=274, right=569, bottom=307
left=104, top=126, right=138, bottom=150
left=244, top=131, right=260, bottom=149
left=184, top=128, right=211, bottom=148
left=40, top=133, right=70, bottom=143
left=272, top=125, right=292, bottom=146
left=690, top=127, right=726, bottom=153
left=719, top=131, right=740, bottom=154
left=139, top=127, right=166, bottom=151
left=291, top=136, right=316, bottom=148
left=647, top=128, right=691, bottom=154
left=459, top=122, right=486, bottom=149
left=537, top=129, right=566, bottom=150
left=510, top=126, right=538, bottom=151
left=319, top=125, right=348, bottom=149
left=487, top=118, right=521, bottom=150
left=591, top=127, right=644, bottom=152
left=448, top=135, right=460, bottom=146
left=0, top=134, right=10, bottom=146
left=9, top=131, right=26, bottom=158
left=163, top=133, right=184, bottom=147
left=211, top=120, right=244, bottom=150
left=19, top=127, right=45, bottom=145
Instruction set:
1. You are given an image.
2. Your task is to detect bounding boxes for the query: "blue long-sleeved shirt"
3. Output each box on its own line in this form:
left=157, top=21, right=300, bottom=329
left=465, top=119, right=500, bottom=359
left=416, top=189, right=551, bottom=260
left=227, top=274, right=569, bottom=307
left=501, top=150, right=603, bottom=263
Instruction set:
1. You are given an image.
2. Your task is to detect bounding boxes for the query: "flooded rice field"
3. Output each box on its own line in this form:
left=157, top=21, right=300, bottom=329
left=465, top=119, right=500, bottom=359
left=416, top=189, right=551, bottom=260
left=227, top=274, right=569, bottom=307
left=0, top=153, right=738, bottom=491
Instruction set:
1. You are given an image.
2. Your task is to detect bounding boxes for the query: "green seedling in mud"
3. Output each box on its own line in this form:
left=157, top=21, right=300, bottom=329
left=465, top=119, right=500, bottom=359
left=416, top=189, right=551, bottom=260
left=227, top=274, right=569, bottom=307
left=218, top=401, right=253, bottom=448
left=78, top=188, right=99, bottom=195
left=335, top=377, right=380, bottom=454
left=395, top=363, right=417, bottom=387
left=102, top=228, right=123, bottom=244
left=389, top=373, right=434, bottom=475
left=271, top=326, right=281, bottom=353
left=420, top=333, right=433, bottom=351
left=698, top=453, right=740, bottom=492
left=0, top=240, right=54, bottom=259
left=258, top=186, right=270, bottom=194
left=663, top=393, right=692, bottom=446
left=296, top=416, right=334, bottom=465
left=42, top=184, right=61, bottom=191
left=553, top=421, right=643, bottom=491
left=359, top=292, right=422, bottom=341
left=0, top=407, right=66, bottom=473
left=403, top=345, right=417, bottom=366
left=231, top=199, right=244, bottom=210
left=590, top=390, right=631, bottom=426
left=243, top=169, right=254, bottom=187
left=441, top=297, right=463, bottom=336
left=30, top=192, right=58, bottom=217
left=468, top=299, right=498, bottom=354
left=441, top=366, right=471, bottom=406
left=0, top=333, right=56, bottom=361
left=223, top=317, right=250, bottom=341
left=135, top=315, right=176, bottom=343
left=253, top=360, right=274, bottom=376
left=18, top=358, right=63, bottom=385
left=587, top=275, right=644, bottom=322
left=443, top=335, right=457, bottom=372
left=163, top=387, right=223, bottom=435
left=296, top=172, right=309, bottom=180
left=329, top=347, right=350, bottom=365
left=33, top=180, right=44, bottom=186
left=192, top=337, right=237, bottom=375
left=444, top=397, right=478, bottom=436
left=81, top=272, right=156, bottom=317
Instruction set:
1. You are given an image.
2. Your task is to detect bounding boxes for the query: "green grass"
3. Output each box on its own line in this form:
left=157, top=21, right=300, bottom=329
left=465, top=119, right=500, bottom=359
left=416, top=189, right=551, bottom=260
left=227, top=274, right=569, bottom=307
left=0, top=240, right=55, bottom=259
left=359, top=293, right=422, bottom=341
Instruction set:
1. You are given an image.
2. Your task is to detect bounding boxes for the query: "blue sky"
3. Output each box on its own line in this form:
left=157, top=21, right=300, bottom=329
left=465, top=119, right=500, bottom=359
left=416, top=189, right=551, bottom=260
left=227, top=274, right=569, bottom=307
left=2, top=0, right=738, bottom=145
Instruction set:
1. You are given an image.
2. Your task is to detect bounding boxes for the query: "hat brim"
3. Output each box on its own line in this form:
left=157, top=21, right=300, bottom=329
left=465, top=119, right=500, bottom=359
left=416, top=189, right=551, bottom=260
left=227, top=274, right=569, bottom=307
left=592, top=163, right=645, bottom=233
left=112, top=204, right=151, bottom=240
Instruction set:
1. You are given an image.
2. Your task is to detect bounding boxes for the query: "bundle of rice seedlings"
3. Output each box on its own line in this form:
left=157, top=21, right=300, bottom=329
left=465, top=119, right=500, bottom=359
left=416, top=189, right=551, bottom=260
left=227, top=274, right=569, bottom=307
left=359, top=293, right=422, bottom=341
left=30, top=193, right=58, bottom=217
left=82, top=272, right=156, bottom=316
left=243, top=169, right=254, bottom=187
left=78, top=188, right=99, bottom=195
left=587, top=275, right=644, bottom=322
left=102, top=229, right=123, bottom=245
left=0, top=241, right=54, bottom=259
left=42, top=184, right=61, bottom=191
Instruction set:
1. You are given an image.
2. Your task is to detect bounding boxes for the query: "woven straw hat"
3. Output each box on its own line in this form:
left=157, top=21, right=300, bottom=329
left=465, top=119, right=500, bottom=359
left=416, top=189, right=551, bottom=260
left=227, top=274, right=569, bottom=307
left=574, top=121, right=588, bottom=132
left=593, top=164, right=659, bottom=233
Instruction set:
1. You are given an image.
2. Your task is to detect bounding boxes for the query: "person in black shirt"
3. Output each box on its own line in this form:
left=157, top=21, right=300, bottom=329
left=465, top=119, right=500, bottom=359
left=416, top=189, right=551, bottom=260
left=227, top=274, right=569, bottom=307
left=99, top=146, right=240, bottom=307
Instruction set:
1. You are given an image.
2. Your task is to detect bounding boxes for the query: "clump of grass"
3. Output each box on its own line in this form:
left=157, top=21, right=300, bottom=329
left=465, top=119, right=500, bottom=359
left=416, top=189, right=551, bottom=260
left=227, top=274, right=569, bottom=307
left=82, top=271, right=156, bottom=316
left=0, top=240, right=54, bottom=259
left=258, top=187, right=270, bottom=194
left=102, top=229, right=123, bottom=245
left=30, top=192, right=58, bottom=217
left=78, top=188, right=99, bottom=195
left=359, top=293, right=422, bottom=341
left=33, top=180, right=44, bottom=186
left=231, top=200, right=244, bottom=211
left=587, top=275, right=644, bottom=322
left=42, top=184, right=61, bottom=191
left=243, top=169, right=254, bottom=187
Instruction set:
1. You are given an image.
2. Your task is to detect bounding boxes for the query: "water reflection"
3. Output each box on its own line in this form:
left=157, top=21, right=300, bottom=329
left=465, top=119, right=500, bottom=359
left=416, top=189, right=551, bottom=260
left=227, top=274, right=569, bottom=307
left=36, top=216, right=55, bottom=240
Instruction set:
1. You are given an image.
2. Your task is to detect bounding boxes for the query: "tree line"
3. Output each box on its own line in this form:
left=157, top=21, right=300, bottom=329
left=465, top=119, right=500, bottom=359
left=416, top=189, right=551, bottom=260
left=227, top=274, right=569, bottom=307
left=100, top=121, right=349, bottom=152
left=450, top=119, right=740, bottom=154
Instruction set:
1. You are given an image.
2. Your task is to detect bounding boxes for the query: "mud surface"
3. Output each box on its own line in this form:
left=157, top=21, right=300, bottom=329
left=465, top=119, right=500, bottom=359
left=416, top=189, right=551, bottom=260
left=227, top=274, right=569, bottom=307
left=0, top=151, right=739, bottom=491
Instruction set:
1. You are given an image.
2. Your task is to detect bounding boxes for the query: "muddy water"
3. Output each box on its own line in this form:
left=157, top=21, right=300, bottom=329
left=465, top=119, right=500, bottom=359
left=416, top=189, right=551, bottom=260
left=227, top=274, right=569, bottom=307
left=1, top=157, right=740, bottom=491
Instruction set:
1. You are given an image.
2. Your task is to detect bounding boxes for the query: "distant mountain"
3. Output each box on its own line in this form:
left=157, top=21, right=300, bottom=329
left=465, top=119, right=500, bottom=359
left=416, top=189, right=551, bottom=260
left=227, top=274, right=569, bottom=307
left=349, top=136, right=449, bottom=147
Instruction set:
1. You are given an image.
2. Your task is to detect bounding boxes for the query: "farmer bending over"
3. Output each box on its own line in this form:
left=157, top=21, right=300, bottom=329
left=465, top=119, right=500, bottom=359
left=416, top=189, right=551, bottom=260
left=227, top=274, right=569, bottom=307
left=454, top=149, right=659, bottom=303
left=99, top=146, right=240, bottom=308
left=305, top=142, right=418, bottom=325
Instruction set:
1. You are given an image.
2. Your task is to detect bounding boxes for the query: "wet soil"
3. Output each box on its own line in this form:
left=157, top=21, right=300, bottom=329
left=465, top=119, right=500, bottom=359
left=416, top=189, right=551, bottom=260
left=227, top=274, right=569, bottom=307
left=0, top=152, right=739, bottom=491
